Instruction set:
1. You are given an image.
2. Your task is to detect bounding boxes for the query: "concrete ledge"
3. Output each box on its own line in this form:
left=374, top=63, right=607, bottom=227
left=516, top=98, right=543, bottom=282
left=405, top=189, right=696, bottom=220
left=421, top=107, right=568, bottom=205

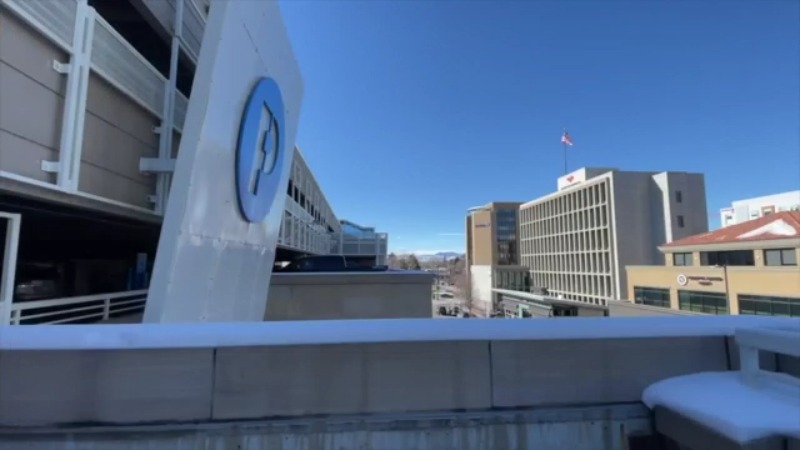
left=0, top=404, right=652, bottom=450
left=212, top=341, right=491, bottom=419
left=0, top=349, right=214, bottom=426
left=266, top=272, right=435, bottom=321
left=491, top=337, right=729, bottom=408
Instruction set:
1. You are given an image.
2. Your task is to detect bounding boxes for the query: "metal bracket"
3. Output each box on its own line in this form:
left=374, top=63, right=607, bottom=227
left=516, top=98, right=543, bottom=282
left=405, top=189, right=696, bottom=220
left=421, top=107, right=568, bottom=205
left=41, top=160, right=60, bottom=173
left=139, top=157, right=176, bottom=174
left=51, top=60, right=70, bottom=74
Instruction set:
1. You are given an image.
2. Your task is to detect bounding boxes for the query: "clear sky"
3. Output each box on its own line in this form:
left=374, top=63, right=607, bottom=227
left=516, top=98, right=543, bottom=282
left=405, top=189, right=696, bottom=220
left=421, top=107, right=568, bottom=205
left=279, top=0, right=800, bottom=254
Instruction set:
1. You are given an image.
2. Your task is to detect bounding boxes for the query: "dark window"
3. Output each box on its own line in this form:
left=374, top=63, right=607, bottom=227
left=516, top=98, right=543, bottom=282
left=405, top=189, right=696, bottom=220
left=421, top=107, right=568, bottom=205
left=739, top=294, right=800, bottom=317
left=675, top=191, right=683, bottom=203
left=678, top=290, right=728, bottom=315
left=287, top=179, right=293, bottom=196
left=764, top=248, right=797, bottom=266
left=673, top=252, right=692, bottom=266
left=677, top=215, right=685, bottom=228
left=634, top=286, right=671, bottom=308
left=700, top=250, right=754, bottom=266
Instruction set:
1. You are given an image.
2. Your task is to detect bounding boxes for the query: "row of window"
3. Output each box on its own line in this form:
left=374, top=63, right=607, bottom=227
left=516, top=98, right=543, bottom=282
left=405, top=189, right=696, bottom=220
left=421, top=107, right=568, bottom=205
left=672, top=248, right=797, bottom=267
left=633, top=286, right=800, bottom=317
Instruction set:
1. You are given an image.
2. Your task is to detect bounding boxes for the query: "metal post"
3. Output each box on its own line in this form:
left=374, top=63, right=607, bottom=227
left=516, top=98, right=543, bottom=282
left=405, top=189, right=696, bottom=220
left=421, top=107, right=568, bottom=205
left=155, top=0, right=184, bottom=214
left=46, top=0, right=93, bottom=191
left=0, top=213, right=21, bottom=326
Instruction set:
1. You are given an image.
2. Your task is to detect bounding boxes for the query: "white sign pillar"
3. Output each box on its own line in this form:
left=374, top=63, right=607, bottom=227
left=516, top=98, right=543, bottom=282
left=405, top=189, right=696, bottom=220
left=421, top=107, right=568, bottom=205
left=144, top=0, right=304, bottom=322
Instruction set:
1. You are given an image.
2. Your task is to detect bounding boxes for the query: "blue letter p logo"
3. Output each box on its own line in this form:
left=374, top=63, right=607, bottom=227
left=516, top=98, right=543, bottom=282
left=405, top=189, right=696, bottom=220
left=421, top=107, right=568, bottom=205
left=235, top=77, right=286, bottom=223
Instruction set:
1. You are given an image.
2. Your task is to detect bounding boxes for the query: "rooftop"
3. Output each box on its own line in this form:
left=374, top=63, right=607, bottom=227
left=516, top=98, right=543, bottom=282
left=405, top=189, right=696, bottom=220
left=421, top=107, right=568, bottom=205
left=664, top=211, right=800, bottom=247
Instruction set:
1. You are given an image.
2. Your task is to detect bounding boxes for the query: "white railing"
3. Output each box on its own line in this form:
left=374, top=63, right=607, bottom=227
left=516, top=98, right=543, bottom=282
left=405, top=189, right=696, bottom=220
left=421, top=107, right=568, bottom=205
left=9, top=290, right=147, bottom=325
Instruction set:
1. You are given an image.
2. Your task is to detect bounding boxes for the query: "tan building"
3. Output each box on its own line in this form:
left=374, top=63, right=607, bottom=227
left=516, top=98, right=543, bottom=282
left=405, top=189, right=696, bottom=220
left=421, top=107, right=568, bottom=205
left=465, top=202, right=528, bottom=314
left=519, top=167, right=708, bottom=304
left=626, top=211, right=800, bottom=316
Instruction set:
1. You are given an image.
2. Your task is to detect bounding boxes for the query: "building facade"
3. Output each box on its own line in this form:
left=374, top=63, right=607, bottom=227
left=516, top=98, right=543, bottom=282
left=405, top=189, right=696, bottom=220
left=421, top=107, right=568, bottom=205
left=720, top=190, right=800, bottom=228
left=0, top=0, right=387, bottom=320
left=626, top=211, right=800, bottom=316
left=519, top=167, right=708, bottom=304
left=465, top=202, right=527, bottom=314
left=337, top=220, right=389, bottom=267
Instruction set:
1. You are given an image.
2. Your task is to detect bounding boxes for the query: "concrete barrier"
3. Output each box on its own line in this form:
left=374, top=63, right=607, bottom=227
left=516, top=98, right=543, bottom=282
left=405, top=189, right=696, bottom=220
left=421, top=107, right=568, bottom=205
left=491, top=337, right=728, bottom=408
left=265, top=272, right=435, bottom=321
left=212, top=341, right=491, bottom=419
left=0, top=316, right=797, bottom=431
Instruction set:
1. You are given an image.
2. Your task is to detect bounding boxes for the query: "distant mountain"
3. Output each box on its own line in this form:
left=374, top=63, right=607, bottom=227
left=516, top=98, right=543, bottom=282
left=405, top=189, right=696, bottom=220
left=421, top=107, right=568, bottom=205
left=416, top=252, right=464, bottom=262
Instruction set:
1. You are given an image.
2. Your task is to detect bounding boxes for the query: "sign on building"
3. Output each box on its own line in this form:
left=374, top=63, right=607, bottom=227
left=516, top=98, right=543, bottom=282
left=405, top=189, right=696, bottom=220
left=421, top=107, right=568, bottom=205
left=145, top=1, right=304, bottom=322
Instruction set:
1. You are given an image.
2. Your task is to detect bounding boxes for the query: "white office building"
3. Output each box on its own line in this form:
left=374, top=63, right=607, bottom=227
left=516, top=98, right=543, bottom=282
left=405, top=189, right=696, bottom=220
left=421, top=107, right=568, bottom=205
left=519, top=167, right=708, bottom=304
left=719, top=190, right=800, bottom=227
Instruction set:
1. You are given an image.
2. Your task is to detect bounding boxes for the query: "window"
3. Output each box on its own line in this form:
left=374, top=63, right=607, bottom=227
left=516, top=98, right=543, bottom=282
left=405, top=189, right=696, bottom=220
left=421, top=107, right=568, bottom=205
left=739, top=294, right=800, bottom=317
left=764, top=248, right=797, bottom=266
left=675, top=191, right=683, bottom=203
left=700, top=250, right=754, bottom=266
left=678, top=290, right=728, bottom=315
left=634, top=286, right=670, bottom=308
left=673, top=252, right=692, bottom=266
left=677, top=215, right=685, bottom=228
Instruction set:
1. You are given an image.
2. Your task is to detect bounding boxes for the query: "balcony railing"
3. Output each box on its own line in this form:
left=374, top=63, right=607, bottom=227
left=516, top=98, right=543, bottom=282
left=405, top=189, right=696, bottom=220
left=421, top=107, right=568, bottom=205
left=9, top=290, right=147, bottom=325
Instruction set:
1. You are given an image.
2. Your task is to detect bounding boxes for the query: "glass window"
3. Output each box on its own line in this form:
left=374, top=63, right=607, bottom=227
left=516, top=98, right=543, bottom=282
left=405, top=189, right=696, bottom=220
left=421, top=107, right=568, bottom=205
left=634, top=286, right=670, bottom=308
left=700, top=250, right=754, bottom=266
left=675, top=191, right=683, bottom=203
left=678, top=290, right=728, bottom=315
left=677, top=215, right=685, bottom=228
left=764, top=248, right=797, bottom=266
left=739, top=294, right=800, bottom=317
left=673, top=252, right=692, bottom=266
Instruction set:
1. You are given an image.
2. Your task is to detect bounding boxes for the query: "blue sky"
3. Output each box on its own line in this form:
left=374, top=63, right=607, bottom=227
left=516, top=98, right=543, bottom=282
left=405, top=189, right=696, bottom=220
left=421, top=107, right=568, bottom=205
left=280, top=0, right=800, bottom=254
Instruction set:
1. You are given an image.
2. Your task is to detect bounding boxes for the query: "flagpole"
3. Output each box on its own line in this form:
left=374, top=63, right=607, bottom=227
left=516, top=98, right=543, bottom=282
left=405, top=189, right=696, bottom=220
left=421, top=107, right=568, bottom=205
left=563, top=128, right=567, bottom=175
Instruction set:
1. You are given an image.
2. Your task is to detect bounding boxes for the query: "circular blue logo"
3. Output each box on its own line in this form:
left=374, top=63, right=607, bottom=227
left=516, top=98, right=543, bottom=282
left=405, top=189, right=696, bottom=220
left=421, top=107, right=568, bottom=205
left=235, top=77, right=286, bottom=223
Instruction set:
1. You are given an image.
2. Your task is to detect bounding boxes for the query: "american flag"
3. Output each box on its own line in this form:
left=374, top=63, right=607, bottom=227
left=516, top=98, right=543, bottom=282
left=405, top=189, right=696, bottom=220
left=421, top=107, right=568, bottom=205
left=561, top=130, right=573, bottom=146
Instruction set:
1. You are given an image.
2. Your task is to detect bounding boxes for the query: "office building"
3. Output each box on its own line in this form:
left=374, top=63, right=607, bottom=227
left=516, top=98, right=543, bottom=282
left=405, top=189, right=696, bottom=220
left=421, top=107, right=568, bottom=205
left=519, top=167, right=708, bottom=304
left=337, top=220, right=389, bottom=267
left=627, top=211, right=800, bottom=316
left=465, top=202, right=529, bottom=314
left=720, top=190, right=800, bottom=227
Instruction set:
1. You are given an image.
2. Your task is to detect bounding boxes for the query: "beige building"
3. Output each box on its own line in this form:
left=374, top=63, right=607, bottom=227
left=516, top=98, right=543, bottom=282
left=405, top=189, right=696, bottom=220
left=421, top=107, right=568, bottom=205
left=519, top=167, right=708, bottom=304
left=465, top=202, right=528, bottom=314
left=626, top=211, right=800, bottom=316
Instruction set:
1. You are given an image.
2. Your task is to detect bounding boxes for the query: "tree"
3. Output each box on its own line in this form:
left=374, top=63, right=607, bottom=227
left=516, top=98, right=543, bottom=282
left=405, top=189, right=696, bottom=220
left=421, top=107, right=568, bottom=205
left=453, top=270, right=472, bottom=309
left=387, top=252, right=398, bottom=269
left=407, top=254, right=421, bottom=270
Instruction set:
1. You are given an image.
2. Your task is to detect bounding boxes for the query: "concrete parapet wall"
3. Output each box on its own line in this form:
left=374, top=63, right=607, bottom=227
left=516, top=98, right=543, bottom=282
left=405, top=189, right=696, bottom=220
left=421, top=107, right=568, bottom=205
left=0, top=316, right=796, bottom=429
left=265, top=272, right=434, bottom=320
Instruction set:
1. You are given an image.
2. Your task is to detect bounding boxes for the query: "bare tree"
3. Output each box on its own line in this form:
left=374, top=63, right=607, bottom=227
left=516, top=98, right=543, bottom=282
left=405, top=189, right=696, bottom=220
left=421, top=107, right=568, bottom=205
left=452, top=266, right=473, bottom=313
left=407, top=254, right=421, bottom=270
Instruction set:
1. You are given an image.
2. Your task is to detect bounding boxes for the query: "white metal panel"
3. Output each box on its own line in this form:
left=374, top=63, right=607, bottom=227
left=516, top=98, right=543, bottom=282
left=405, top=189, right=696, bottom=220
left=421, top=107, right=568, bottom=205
left=0, top=0, right=77, bottom=51
left=90, top=14, right=166, bottom=116
left=144, top=0, right=303, bottom=322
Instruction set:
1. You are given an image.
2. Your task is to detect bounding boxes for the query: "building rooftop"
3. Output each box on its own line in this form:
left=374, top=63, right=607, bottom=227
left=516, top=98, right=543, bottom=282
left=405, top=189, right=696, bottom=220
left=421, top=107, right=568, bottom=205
left=664, top=211, right=800, bottom=248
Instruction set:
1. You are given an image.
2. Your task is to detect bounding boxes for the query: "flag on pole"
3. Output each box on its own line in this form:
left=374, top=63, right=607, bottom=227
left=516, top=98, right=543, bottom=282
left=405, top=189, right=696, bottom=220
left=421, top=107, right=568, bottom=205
left=561, top=130, right=573, bottom=146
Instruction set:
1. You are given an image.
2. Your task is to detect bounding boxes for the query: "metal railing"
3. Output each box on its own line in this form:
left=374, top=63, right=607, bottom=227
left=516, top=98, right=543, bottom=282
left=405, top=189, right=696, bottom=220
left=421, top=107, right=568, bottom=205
left=9, top=290, right=147, bottom=325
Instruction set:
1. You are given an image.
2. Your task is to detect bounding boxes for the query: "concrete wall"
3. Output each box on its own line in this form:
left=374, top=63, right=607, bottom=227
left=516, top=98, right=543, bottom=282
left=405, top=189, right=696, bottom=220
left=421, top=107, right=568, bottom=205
left=265, top=272, right=435, bottom=320
left=469, top=265, right=493, bottom=314
left=0, top=335, right=731, bottom=428
left=0, top=9, right=64, bottom=184
left=79, top=74, right=158, bottom=209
